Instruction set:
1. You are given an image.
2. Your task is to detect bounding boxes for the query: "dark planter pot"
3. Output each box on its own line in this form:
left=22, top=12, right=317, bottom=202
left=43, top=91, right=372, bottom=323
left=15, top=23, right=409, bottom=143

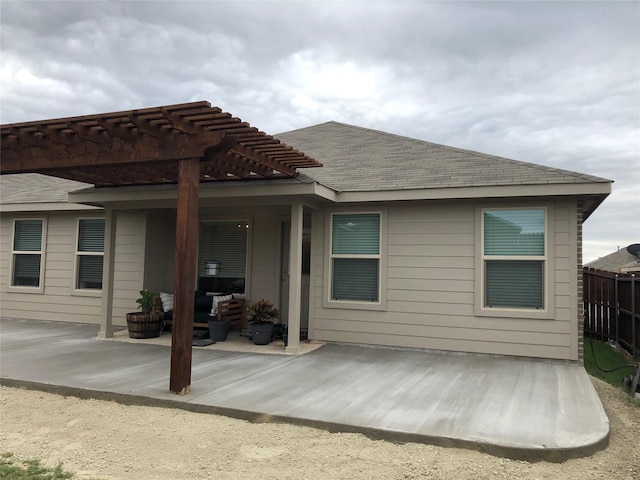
left=208, top=318, right=229, bottom=342
left=250, top=321, right=274, bottom=345
left=126, top=312, right=164, bottom=339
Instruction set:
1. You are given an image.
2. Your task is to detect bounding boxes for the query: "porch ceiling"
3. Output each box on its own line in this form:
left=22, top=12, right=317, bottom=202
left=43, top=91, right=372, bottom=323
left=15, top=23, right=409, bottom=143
left=0, top=101, right=321, bottom=187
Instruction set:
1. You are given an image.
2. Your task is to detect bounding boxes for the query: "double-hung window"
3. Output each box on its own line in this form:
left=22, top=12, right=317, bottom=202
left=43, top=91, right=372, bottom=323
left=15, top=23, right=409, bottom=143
left=482, top=208, right=546, bottom=311
left=330, top=213, right=381, bottom=303
left=11, top=219, right=45, bottom=288
left=75, top=218, right=105, bottom=290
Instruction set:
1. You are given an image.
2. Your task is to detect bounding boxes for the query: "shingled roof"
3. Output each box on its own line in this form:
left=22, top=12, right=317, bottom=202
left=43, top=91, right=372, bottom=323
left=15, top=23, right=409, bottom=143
left=2, top=120, right=611, bottom=217
left=277, top=121, right=610, bottom=192
left=585, top=244, right=640, bottom=272
left=0, top=173, right=90, bottom=207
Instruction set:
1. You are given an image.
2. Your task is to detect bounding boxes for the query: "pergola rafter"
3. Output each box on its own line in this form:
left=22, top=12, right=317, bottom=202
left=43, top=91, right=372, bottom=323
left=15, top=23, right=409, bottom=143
left=0, top=101, right=321, bottom=186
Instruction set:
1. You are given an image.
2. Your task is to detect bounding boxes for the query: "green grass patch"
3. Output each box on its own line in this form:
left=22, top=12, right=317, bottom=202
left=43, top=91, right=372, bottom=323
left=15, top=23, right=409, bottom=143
left=584, top=337, right=638, bottom=392
left=0, top=453, right=74, bottom=480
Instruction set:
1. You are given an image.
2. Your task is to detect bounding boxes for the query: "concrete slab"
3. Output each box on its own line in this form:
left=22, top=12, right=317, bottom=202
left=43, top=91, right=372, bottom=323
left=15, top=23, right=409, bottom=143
left=105, top=326, right=326, bottom=355
left=0, top=318, right=609, bottom=461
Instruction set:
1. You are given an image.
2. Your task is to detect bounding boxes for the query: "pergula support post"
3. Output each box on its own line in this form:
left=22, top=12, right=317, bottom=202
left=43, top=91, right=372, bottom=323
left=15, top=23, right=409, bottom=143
left=170, top=158, right=200, bottom=394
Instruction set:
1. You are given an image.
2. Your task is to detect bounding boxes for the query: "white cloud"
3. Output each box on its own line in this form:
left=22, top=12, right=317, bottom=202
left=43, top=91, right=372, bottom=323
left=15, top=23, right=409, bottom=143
left=0, top=0, right=638, bottom=263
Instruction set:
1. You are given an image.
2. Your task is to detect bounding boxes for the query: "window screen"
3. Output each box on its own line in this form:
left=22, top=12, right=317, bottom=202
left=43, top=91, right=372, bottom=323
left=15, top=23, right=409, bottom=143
left=331, top=214, right=380, bottom=302
left=12, top=219, right=43, bottom=287
left=198, top=221, right=248, bottom=281
left=76, top=219, right=105, bottom=290
left=483, top=209, right=545, bottom=310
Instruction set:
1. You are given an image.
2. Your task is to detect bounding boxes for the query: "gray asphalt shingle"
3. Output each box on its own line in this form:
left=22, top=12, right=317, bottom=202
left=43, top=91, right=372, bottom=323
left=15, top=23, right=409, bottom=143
left=277, top=121, right=610, bottom=192
left=0, top=173, right=89, bottom=204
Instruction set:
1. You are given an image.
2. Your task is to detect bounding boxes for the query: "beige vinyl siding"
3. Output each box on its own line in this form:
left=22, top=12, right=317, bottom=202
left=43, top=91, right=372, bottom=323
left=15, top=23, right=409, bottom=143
left=245, top=206, right=288, bottom=305
left=0, top=212, right=103, bottom=323
left=144, top=209, right=176, bottom=294
left=110, top=211, right=146, bottom=326
left=556, top=201, right=579, bottom=359
left=309, top=199, right=579, bottom=361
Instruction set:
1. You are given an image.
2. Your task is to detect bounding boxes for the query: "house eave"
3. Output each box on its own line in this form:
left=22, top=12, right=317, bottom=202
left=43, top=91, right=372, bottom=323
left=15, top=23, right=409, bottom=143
left=332, top=181, right=611, bottom=210
left=67, top=179, right=611, bottom=215
left=68, top=180, right=338, bottom=207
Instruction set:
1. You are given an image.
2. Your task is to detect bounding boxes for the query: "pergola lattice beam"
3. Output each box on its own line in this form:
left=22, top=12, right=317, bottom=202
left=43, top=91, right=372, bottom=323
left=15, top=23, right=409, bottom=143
left=0, top=101, right=321, bottom=187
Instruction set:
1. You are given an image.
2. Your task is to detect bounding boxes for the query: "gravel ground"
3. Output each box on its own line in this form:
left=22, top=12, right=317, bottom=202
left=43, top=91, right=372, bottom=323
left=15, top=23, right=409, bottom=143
left=1, top=377, right=638, bottom=480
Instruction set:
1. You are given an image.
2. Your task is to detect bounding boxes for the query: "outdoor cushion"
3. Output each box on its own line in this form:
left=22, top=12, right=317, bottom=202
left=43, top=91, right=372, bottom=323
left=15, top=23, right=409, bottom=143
left=210, top=294, right=233, bottom=316
left=194, top=294, right=214, bottom=312
left=159, top=292, right=174, bottom=312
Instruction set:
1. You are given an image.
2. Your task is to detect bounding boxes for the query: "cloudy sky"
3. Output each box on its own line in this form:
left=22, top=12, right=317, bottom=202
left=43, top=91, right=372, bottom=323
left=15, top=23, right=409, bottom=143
left=1, top=1, right=638, bottom=262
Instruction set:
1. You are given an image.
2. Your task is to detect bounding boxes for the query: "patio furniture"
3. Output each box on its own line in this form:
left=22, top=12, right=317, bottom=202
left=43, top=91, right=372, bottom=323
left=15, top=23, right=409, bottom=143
left=155, top=293, right=246, bottom=332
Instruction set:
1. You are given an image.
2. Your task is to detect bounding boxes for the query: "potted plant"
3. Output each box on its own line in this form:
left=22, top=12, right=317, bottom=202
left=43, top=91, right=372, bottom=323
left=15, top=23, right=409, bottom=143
left=126, top=289, right=164, bottom=339
left=247, top=299, right=280, bottom=345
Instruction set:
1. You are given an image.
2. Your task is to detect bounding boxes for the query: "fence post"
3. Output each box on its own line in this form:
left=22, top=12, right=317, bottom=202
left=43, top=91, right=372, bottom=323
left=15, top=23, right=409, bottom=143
left=615, top=273, right=619, bottom=346
left=632, top=273, right=636, bottom=359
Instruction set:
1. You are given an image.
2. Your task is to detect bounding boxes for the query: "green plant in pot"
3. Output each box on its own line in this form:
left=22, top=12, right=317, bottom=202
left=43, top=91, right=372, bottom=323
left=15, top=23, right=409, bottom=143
left=247, top=299, right=280, bottom=345
left=126, top=288, right=164, bottom=339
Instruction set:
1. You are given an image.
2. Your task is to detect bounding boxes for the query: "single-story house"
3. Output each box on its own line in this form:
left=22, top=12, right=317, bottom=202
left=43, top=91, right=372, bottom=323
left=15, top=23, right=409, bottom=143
left=585, top=244, right=640, bottom=273
left=1, top=102, right=611, bottom=367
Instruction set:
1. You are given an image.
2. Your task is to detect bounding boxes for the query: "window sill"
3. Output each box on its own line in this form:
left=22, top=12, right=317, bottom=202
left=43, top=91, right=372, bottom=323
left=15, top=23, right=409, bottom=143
left=71, top=289, right=103, bottom=298
left=7, top=285, right=44, bottom=294
left=475, top=306, right=554, bottom=320
left=323, top=299, right=386, bottom=311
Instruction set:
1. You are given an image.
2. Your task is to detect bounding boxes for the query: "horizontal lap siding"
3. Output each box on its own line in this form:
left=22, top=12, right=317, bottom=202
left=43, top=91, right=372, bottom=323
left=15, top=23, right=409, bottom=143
left=554, top=203, right=578, bottom=358
left=0, top=212, right=104, bottom=324
left=144, top=209, right=176, bottom=294
left=247, top=206, right=288, bottom=305
left=111, top=211, right=145, bottom=325
left=310, top=200, right=578, bottom=360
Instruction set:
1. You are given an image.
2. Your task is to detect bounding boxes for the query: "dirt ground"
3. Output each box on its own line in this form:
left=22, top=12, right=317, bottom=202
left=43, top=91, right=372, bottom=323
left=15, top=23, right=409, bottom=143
left=1, top=377, right=638, bottom=480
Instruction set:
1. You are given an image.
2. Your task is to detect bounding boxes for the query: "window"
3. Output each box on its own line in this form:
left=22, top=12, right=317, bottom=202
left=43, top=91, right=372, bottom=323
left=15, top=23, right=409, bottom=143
left=482, top=208, right=546, bottom=310
left=330, top=213, right=381, bottom=302
left=198, top=221, right=248, bottom=293
left=76, top=218, right=105, bottom=290
left=11, top=219, right=44, bottom=288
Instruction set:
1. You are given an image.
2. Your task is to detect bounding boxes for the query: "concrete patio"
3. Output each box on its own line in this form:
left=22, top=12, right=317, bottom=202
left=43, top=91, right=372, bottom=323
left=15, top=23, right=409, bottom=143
left=0, top=318, right=609, bottom=462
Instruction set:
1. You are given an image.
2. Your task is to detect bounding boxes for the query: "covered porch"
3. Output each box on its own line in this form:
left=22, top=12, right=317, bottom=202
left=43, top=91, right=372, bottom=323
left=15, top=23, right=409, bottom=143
left=71, top=195, right=321, bottom=354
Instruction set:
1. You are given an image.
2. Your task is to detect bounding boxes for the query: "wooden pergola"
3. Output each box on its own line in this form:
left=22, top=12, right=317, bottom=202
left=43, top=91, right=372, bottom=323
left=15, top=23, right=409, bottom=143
left=0, top=101, right=321, bottom=394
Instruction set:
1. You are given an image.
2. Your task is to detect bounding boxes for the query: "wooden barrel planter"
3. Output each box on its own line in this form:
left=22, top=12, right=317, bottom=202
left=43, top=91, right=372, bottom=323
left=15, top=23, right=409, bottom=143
left=126, top=312, right=164, bottom=339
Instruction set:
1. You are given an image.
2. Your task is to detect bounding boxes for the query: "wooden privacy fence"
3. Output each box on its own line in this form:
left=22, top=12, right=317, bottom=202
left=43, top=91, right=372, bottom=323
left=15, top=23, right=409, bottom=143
left=583, top=267, right=639, bottom=359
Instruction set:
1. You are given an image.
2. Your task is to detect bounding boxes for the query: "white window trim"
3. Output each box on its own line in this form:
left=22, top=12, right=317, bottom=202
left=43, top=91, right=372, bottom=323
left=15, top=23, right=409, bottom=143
left=323, top=208, right=387, bottom=311
left=72, top=217, right=104, bottom=297
left=9, top=217, right=47, bottom=294
left=475, top=203, right=555, bottom=319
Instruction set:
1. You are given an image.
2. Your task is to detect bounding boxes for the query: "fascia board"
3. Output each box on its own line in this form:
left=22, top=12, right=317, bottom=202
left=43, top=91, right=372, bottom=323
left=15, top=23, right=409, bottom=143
left=66, top=180, right=611, bottom=210
left=69, top=181, right=338, bottom=205
left=333, top=182, right=612, bottom=203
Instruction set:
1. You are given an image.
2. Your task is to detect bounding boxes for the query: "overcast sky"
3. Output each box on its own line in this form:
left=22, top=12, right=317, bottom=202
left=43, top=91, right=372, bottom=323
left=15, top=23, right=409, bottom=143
left=1, top=1, right=638, bottom=263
